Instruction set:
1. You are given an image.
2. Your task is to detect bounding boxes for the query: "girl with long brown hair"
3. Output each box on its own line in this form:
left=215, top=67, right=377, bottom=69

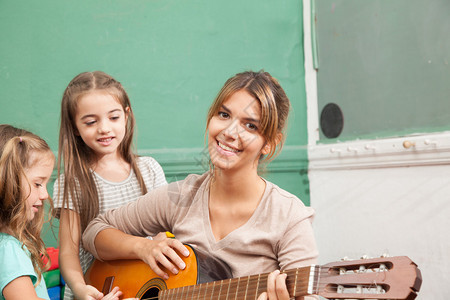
left=54, top=71, right=166, bottom=299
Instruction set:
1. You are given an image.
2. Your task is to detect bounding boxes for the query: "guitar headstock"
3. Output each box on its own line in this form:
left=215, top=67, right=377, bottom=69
left=317, top=256, right=422, bottom=299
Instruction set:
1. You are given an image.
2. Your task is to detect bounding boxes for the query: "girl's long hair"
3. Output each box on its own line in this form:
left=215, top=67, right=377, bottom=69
left=56, top=71, right=147, bottom=232
left=0, top=124, right=54, bottom=285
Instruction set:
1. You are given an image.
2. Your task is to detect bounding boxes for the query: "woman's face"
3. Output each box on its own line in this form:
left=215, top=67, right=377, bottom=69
left=207, top=90, right=270, bottom=174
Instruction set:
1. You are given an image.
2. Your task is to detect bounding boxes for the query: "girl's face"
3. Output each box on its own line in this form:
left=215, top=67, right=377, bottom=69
left=207, top=90, right=270, bottom=173
left=74, top=91, right=128, bottom=159
left=22, top=153, right=54, bottom=221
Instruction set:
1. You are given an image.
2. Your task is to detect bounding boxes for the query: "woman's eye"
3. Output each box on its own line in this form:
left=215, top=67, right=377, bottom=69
left=246, top=123, right=258, bottom=131
left=218, top=111, right=229, bottom=119
left=35, top=183, right=43, bottom=188
left=85, top=120, right=96, bottom=126
left=110, top=115, right=120, bottom=121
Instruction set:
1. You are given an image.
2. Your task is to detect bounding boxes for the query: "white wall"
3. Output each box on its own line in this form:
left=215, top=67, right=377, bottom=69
left=308, top=133, right=450, bottom=299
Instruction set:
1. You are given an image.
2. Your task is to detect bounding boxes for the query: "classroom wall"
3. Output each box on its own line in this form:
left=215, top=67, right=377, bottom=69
left=0, top=1, right=310, bottom=247
left=306, top=1, right=450, bottom=299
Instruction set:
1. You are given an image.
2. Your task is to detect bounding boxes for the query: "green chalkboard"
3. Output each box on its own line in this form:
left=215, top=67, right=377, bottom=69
left=0, top=0, right=309, bottom=247
left=314, top=0, right=450, bottom=142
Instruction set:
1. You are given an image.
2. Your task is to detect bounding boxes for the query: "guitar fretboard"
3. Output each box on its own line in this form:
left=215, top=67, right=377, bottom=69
left=159, top=266, right=315, bottom=299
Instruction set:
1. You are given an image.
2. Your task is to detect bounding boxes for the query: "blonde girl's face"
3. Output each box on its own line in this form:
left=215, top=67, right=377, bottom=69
left=74, top=91, right=128, bottom=159
left=207, top=90, right=271, bottom=173
left=22, top=153, right=54, bottom=221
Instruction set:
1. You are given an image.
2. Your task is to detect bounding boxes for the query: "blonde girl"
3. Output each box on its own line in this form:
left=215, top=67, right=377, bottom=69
left=54, top=71, right=166, bottom=300
left=0, top=125, right=54, bottom=300
left=82, top=71, right=318, bottom=300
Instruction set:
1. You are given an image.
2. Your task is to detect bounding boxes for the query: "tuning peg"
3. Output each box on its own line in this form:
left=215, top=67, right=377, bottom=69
left=380, top=252, right=390, bottom=258
left=360, top=254, right=371, bottom=259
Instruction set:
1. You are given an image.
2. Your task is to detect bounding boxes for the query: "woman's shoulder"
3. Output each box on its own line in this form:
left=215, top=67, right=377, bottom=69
left=263, top=180, right=314, bottom=217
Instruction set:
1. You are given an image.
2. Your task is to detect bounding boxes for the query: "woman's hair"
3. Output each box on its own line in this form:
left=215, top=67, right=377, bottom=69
left=57, top=71, right=147, bottom=232
left=0, top=124, right=54, bottom=285
left=206, top=70, right=290, bottom=162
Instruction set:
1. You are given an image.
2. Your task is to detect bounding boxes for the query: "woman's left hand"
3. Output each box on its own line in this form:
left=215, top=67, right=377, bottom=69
left=257, top=270, right=290, bottom=300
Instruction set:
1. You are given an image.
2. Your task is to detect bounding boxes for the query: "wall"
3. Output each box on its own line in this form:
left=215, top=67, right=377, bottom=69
left=305, top=0, right=450, bottom=299
left=313, top=0, right=450, bottom=142
left=0, top=1, right=310, bottom=247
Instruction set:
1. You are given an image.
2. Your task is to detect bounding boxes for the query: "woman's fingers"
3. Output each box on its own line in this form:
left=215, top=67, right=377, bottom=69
left=263, top=270, right=290, bottom=300
left=144, top=238, right=190, bottom=280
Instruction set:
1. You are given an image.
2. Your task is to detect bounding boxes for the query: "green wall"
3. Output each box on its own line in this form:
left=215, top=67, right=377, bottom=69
left=314, top=0, right=450, bottom=142
left=0, top=1, right=309, bottom=247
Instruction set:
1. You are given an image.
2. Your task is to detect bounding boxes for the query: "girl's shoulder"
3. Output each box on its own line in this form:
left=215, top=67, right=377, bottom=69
left=0, top=233, right=30, bottom=261
left=0, top=232, right=20, bottom=246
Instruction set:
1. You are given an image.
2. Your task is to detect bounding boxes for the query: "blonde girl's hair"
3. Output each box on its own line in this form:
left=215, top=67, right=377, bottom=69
left=0, top=124, right=54, bottom=286
left=206, top=70, right=290, bottom=162
left=57, top=71, right=147, bottom=232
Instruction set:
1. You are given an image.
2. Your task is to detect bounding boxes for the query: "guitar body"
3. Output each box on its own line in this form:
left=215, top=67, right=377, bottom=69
left=84, top=244, right=232, bottom=299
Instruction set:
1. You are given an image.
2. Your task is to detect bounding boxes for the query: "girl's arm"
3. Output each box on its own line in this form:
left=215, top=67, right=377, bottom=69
left=59, top=209, right=121, bottom=300
left=2, top=276, right=47, bottom=300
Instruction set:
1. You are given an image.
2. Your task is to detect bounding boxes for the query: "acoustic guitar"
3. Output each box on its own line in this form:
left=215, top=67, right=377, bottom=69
left=85, top=245, right=422, bottom=300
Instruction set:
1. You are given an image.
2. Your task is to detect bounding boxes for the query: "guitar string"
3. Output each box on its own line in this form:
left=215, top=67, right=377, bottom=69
left=133, top=265, right=417, bottom=300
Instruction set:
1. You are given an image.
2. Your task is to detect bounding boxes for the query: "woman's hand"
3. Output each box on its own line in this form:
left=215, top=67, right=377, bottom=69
left=257, top=270, right=290, bottom=300
left=138, top=237, right=190, bottom=280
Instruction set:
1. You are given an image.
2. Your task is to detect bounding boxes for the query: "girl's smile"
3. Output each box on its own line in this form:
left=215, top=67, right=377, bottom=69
left=22, top=153, right=54, bottom=221
left=75, top=91, right=128, bottom=159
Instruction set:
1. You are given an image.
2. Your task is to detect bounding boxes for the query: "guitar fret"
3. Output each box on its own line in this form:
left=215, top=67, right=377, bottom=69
left=217, top=279, right=223, bottom=299
left=234, top=277, right=240, bottom=300
left=194, top=284, right=201, bottom=300
left=226, top=278, right=232, bottom=299
left=254, top=273, right=260, bottom=300
left=293, top=268, right=298, bottom=296
left=181, top=285, right=186, bottom=298
left=203, top=282, right=210, bottom=299
left=210, top=281, right=216, bottom=300
left=243, top=275, right=250, bottom=299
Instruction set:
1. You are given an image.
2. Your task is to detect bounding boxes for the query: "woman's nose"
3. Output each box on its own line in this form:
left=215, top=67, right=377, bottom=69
left=223, top=120, right=241, bottom=139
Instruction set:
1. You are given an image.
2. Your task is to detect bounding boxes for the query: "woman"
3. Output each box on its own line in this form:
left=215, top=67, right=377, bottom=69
left=82, top=71, right=318, bottom=300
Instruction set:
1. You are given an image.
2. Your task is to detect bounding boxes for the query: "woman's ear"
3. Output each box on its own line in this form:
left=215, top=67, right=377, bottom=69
left=262, top=133, right=283, bottom=155
left=261, top=143, right=272, bottom=155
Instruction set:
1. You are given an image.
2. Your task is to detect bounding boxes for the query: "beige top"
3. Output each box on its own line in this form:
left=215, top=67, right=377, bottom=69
left=83, top=172, right=319, bottom=298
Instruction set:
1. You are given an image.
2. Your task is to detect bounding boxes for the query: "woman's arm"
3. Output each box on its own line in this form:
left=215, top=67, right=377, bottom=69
left=94, top=228, right=189, bottom=279
left=3, top=276, right=47, bottom=300
left=82, top=185, right=190, bottom=279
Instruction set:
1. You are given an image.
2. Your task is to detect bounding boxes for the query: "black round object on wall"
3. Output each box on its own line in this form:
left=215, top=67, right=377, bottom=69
left=320, top=103, right=344, bottom=138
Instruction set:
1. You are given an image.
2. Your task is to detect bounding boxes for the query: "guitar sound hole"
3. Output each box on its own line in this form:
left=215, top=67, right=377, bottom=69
left=140, top=287, right=160, bottom=299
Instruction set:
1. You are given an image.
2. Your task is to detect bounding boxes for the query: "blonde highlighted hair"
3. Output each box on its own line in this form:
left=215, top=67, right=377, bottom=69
left=206, top=70, right=290, bottom=161
left=0, top=124, right=54, bottom=285
left=56, top=71, right=147, bottom=232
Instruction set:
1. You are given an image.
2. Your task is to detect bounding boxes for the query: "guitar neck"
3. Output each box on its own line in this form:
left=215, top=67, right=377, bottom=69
left=160, top=266, right=315, bottom=299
